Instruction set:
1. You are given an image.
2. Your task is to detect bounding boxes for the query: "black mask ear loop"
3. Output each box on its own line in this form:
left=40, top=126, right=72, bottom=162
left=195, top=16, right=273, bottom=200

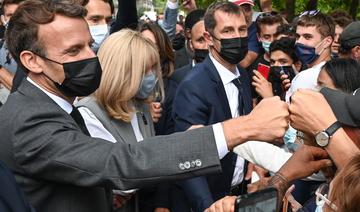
left=32, top=52, right=64, bottom=85
left=209, top=33, right=222, bottom=55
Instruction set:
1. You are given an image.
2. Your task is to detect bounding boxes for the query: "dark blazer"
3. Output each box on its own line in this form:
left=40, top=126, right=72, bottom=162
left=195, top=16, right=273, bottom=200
left=0, top=161, right=35, bottom=212
left=173, top=55, right=253, bottom=211
left=171, top=63, right=193, bottom=85
left=154, top=77, right=178, bottom=136
left=0, top=80, right=222, bottom=212
left=174, top=46, right=192, bottom=70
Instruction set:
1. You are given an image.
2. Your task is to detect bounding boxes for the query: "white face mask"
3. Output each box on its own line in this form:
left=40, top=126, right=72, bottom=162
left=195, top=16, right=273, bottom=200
left=89, top=24, right=109, bottom=52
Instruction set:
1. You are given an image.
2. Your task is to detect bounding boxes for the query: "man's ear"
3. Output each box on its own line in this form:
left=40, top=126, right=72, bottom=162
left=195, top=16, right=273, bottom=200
left=324, top=36, right=334, bottom=49
left=19, top=51, right=44, bottom=74
left=204, top=31, right=213, bottom=46
left=189, top=39, right=195, bottom=52
left=185, top=29, right=191, bottom=40
left=352, top=46, right=360, bottom=59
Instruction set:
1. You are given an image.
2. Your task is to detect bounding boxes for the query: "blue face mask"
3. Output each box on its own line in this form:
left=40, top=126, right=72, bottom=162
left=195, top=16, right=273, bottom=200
left=295, top=40, right=325, bottom=65
left=89, top=24, right=109, bottom=52
left=136, top=72, right=157, bottom=99
left=283, top=126, right=299, bottom=152
left=262, top=40, right=271, bottom=53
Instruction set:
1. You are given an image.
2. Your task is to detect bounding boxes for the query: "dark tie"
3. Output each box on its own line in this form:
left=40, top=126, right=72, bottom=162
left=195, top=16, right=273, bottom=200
left=70, top=106, right=90, bottom=136
left=231, top=77, right=245, bottom=115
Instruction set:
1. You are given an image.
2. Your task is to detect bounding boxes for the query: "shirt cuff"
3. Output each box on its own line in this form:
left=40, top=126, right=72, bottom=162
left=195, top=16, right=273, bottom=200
left=167, top=0, right=178, bottom=9
left=212, top=123, right=229, bottom=159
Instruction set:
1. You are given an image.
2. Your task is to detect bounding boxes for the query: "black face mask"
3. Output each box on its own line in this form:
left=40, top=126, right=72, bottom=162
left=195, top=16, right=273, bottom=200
left=269, top=66, right=296, bottom=82
left=172, top=33, right=185, bottom=51
left=194, top=49, right=209, bottom=63
left=212, top=36, right=248, bottom=64
left=38, top=55, right=102, bottom=97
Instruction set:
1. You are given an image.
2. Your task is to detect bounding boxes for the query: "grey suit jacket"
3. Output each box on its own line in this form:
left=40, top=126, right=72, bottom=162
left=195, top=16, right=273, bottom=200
left=77, top=96, right=155, bottom=145
left=0, top=80, right=221, bottom=212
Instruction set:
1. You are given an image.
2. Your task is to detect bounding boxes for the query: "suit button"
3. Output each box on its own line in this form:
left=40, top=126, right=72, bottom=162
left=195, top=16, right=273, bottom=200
left=184, top=161, right=191, bottom=169
left=195, top=159, right=202, bottom=167
left=191, top=161, right=196, bottom=168
left=179, top=163, right=185, bottom=170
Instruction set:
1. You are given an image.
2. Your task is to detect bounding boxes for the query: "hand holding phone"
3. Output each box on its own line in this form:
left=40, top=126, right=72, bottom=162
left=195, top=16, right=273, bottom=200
left=257, top=63, right=271, bottom=80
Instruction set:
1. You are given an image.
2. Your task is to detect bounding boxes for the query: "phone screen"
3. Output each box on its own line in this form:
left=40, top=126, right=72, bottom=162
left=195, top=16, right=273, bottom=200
left=235, top=187, right=278, bottom=212
left=257, top=63, right=270, bottom=80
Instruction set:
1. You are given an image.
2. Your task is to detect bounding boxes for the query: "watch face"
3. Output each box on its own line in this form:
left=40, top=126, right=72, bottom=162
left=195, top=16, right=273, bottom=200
left=316, top=132, right=329, bottom=147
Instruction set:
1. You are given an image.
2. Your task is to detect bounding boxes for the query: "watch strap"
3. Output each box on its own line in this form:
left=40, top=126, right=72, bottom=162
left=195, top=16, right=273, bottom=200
left=325, top=121, right=342, bottom=137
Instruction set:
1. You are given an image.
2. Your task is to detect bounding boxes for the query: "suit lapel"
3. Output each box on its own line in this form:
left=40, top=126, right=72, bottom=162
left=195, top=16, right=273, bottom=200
left=204, top=56, right=233, bottom=120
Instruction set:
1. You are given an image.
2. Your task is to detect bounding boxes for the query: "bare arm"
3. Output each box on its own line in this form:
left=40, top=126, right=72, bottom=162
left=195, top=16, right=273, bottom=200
left=0, top=67, right=14, bottom=90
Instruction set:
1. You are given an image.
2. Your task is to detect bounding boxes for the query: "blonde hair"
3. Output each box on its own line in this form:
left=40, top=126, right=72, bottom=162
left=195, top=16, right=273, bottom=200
left=95, top=29, right=163, bottom=122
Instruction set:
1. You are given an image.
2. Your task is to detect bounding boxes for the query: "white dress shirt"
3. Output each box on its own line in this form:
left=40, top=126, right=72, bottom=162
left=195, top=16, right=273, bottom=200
left=209, top=53, right=245, bottom=187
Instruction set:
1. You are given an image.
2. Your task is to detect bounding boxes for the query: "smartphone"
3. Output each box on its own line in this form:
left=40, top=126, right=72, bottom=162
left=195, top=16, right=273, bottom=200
left=257, top=63, right=271, bottom=80
left=234, top=187, right=278, bottom=212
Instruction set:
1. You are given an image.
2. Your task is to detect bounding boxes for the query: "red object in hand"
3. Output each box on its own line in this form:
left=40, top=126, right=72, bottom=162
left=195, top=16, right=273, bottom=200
left=257, top=63, right=270, bottom=80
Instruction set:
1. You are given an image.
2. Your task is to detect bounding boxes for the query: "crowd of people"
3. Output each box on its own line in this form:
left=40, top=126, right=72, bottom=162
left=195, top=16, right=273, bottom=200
left=0, top=0, right=359, bottom=212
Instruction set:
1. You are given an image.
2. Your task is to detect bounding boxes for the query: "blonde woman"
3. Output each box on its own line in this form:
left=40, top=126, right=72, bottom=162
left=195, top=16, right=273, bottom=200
left=77, top=29, right=164, bottom=211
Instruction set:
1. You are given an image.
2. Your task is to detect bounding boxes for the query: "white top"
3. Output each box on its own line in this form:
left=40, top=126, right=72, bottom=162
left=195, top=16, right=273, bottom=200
left=233, top=141, right=326, bottom=181
left=285, top=61, right=326, bottom=102
left=166, top=0, right=178, bottom=9
left=210, top=53, right=245, bottom=186
left=234, top=141, right=292, bottom=173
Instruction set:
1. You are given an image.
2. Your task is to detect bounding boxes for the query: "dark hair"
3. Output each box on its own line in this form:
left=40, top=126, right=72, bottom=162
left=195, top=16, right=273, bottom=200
left=255, top=12, right=285, bottom=34
left=269, top=37, right=298, bottom=63
left=329, top=10, right=353, bottom=22
left=329, top=10, right=353, bottom=29
left=79, top=0, right=114, bottom=14
left=1, top=0, right=25, bottom=13
left=138, top=22, right=175, bottom=78
left=6, top=0, right=86, bottom=69
left=296, top=11, right=335, bottom=38
left=322, top=58, right=360, bottom=93
left=184, top=9, right=205, bottom=31
left=274, top=24, right=296, bottom=39
left=204, top=2, right=243, bottom=35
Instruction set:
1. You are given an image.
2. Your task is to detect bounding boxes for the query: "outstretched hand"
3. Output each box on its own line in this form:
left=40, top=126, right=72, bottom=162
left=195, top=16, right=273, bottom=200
left=279, top=145, right=333, bottom=182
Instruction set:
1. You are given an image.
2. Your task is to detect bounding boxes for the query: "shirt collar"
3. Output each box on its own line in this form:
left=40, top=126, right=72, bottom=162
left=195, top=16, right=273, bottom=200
left=209, top=52, right=240, bottom=85
left=27, top=77, right=73, bottom=114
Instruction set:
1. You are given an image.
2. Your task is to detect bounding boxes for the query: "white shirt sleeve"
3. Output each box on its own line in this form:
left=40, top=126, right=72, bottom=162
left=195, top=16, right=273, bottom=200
left=166, top=0, right=178, bottom=9
left=233, top=141, right=292, bottom=173
left=212, top=123, right=229, bottom=159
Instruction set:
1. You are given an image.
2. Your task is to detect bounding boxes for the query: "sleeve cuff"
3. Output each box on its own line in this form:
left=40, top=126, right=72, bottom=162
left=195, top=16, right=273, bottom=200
left=212, top=123, right=229, bottom=159
left=166, top=0, right=178, bottom=9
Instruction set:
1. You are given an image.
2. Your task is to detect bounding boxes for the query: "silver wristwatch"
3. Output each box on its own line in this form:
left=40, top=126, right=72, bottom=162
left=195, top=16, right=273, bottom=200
left=315, top=121, right=342, bottom=147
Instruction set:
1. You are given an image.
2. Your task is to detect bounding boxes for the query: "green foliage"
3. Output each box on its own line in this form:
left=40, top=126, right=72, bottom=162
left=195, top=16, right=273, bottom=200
left=151, top=0, right=360, bottom=19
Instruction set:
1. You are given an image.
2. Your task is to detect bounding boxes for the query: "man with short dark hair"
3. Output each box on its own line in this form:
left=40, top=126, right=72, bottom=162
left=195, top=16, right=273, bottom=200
left=0, top=1, right=289, bottom=212
left=329, top=10, right=352, bottom=58
left=173, top=2, right=253, bottom=211
left=247, top=12, right=284, bottom=103
left=171, top=9, right=208, bottom=84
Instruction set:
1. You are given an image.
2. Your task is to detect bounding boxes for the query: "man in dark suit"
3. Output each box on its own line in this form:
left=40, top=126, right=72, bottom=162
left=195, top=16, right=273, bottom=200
left=172, top=9, right=208, bottom=84
left=173, top=2, right=253, bottom=211
left=0, top=1, right=290, bottom=212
